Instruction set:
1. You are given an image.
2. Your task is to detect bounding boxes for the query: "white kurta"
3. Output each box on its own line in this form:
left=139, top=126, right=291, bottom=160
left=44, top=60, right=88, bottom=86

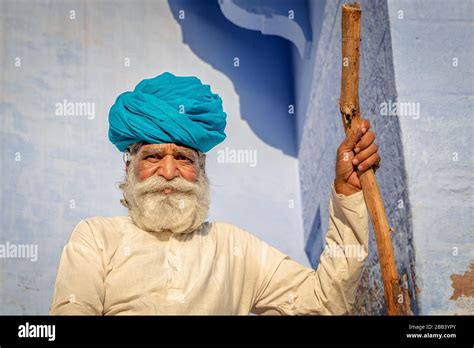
left=50, top=185, right=369, bottom=315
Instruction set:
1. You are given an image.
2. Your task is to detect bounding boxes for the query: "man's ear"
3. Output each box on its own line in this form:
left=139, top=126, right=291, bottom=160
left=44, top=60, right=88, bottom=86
left=123, top=151, right=132, bottom=170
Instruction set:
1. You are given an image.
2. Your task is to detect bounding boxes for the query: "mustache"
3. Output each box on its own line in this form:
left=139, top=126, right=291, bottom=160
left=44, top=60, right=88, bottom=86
left=133, top=174, right=198, bottom=196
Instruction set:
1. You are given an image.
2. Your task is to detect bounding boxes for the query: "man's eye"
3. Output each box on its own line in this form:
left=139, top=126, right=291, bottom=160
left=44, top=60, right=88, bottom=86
left=177, top=155, right=193, bottom=162
left=145, top=155, right=160, bottom=161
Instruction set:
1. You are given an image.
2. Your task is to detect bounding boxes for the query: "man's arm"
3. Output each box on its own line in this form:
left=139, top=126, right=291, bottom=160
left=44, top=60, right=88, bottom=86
left=250, top=184, right=369, bottom=315
left=251, top=119, right=378, bottom=315
left=49, top=220, right=105, bottom=315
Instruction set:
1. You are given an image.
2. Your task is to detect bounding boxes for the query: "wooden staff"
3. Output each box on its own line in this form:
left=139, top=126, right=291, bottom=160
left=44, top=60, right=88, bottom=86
left=340, top=2, right=410, bottom=315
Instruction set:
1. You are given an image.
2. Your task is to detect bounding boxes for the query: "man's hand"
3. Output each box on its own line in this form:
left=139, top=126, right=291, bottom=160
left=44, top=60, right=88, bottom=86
left=335, top=119, right=381, bottom=196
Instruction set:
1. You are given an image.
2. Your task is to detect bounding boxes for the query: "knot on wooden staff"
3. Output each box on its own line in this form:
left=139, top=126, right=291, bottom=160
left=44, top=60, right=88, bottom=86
left=340, top=3, right=362, bottom=134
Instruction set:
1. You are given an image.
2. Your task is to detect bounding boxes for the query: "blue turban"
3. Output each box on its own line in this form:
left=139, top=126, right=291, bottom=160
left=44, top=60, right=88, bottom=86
left=108, top=72, right=227, bottom=152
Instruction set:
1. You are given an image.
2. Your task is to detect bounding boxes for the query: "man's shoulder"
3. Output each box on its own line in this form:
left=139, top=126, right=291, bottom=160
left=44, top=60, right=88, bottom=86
left=71, top=216, right=133, bottom=241
left=208, top=221, right=245, bottom=233
left=77, top=215, right=131, bottom=231
left=207, top=221, right=261, bottom=244
left=207, top=222, right=286, bottom=262
left=80, top=215, right=131, bottom=226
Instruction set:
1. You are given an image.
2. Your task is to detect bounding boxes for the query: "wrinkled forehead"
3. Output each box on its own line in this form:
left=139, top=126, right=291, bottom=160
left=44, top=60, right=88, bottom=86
left=138, top=143, right=199, bottom=158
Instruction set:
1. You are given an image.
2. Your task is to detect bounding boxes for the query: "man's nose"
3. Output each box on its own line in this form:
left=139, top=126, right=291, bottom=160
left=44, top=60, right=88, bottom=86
left=157, top=156, right=179, bottom=180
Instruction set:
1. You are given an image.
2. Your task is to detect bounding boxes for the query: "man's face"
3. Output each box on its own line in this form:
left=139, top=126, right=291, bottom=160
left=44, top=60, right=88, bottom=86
left=133, top=143, right=200, bottom=184
left=121, top=143, right=209, bottom=234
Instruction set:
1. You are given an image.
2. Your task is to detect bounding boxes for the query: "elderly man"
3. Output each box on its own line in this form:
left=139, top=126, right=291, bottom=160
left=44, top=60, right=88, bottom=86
left=50, top=72, right=380, bottom=315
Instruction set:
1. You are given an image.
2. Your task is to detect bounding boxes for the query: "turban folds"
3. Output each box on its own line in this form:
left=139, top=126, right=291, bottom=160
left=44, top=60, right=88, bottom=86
left=108, top=72, right=227, bottom=152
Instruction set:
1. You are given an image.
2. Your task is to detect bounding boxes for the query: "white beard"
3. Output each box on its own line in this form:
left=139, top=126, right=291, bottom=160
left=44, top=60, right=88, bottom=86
left=121, top=165, right=210, bottom=234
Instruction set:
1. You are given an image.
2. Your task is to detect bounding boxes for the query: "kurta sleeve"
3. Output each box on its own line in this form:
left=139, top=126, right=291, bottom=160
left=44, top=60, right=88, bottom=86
left=250, top=184, right=369, bottom=315
left=49, top=220, right=105, bottom=315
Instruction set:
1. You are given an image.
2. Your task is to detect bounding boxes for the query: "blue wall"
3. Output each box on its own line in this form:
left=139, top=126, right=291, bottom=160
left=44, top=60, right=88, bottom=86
left=388, top=0, right=473, bottom=314
left=293, top=0, right=417, bottom=314
left=294, top=0, right=473, bottom=314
